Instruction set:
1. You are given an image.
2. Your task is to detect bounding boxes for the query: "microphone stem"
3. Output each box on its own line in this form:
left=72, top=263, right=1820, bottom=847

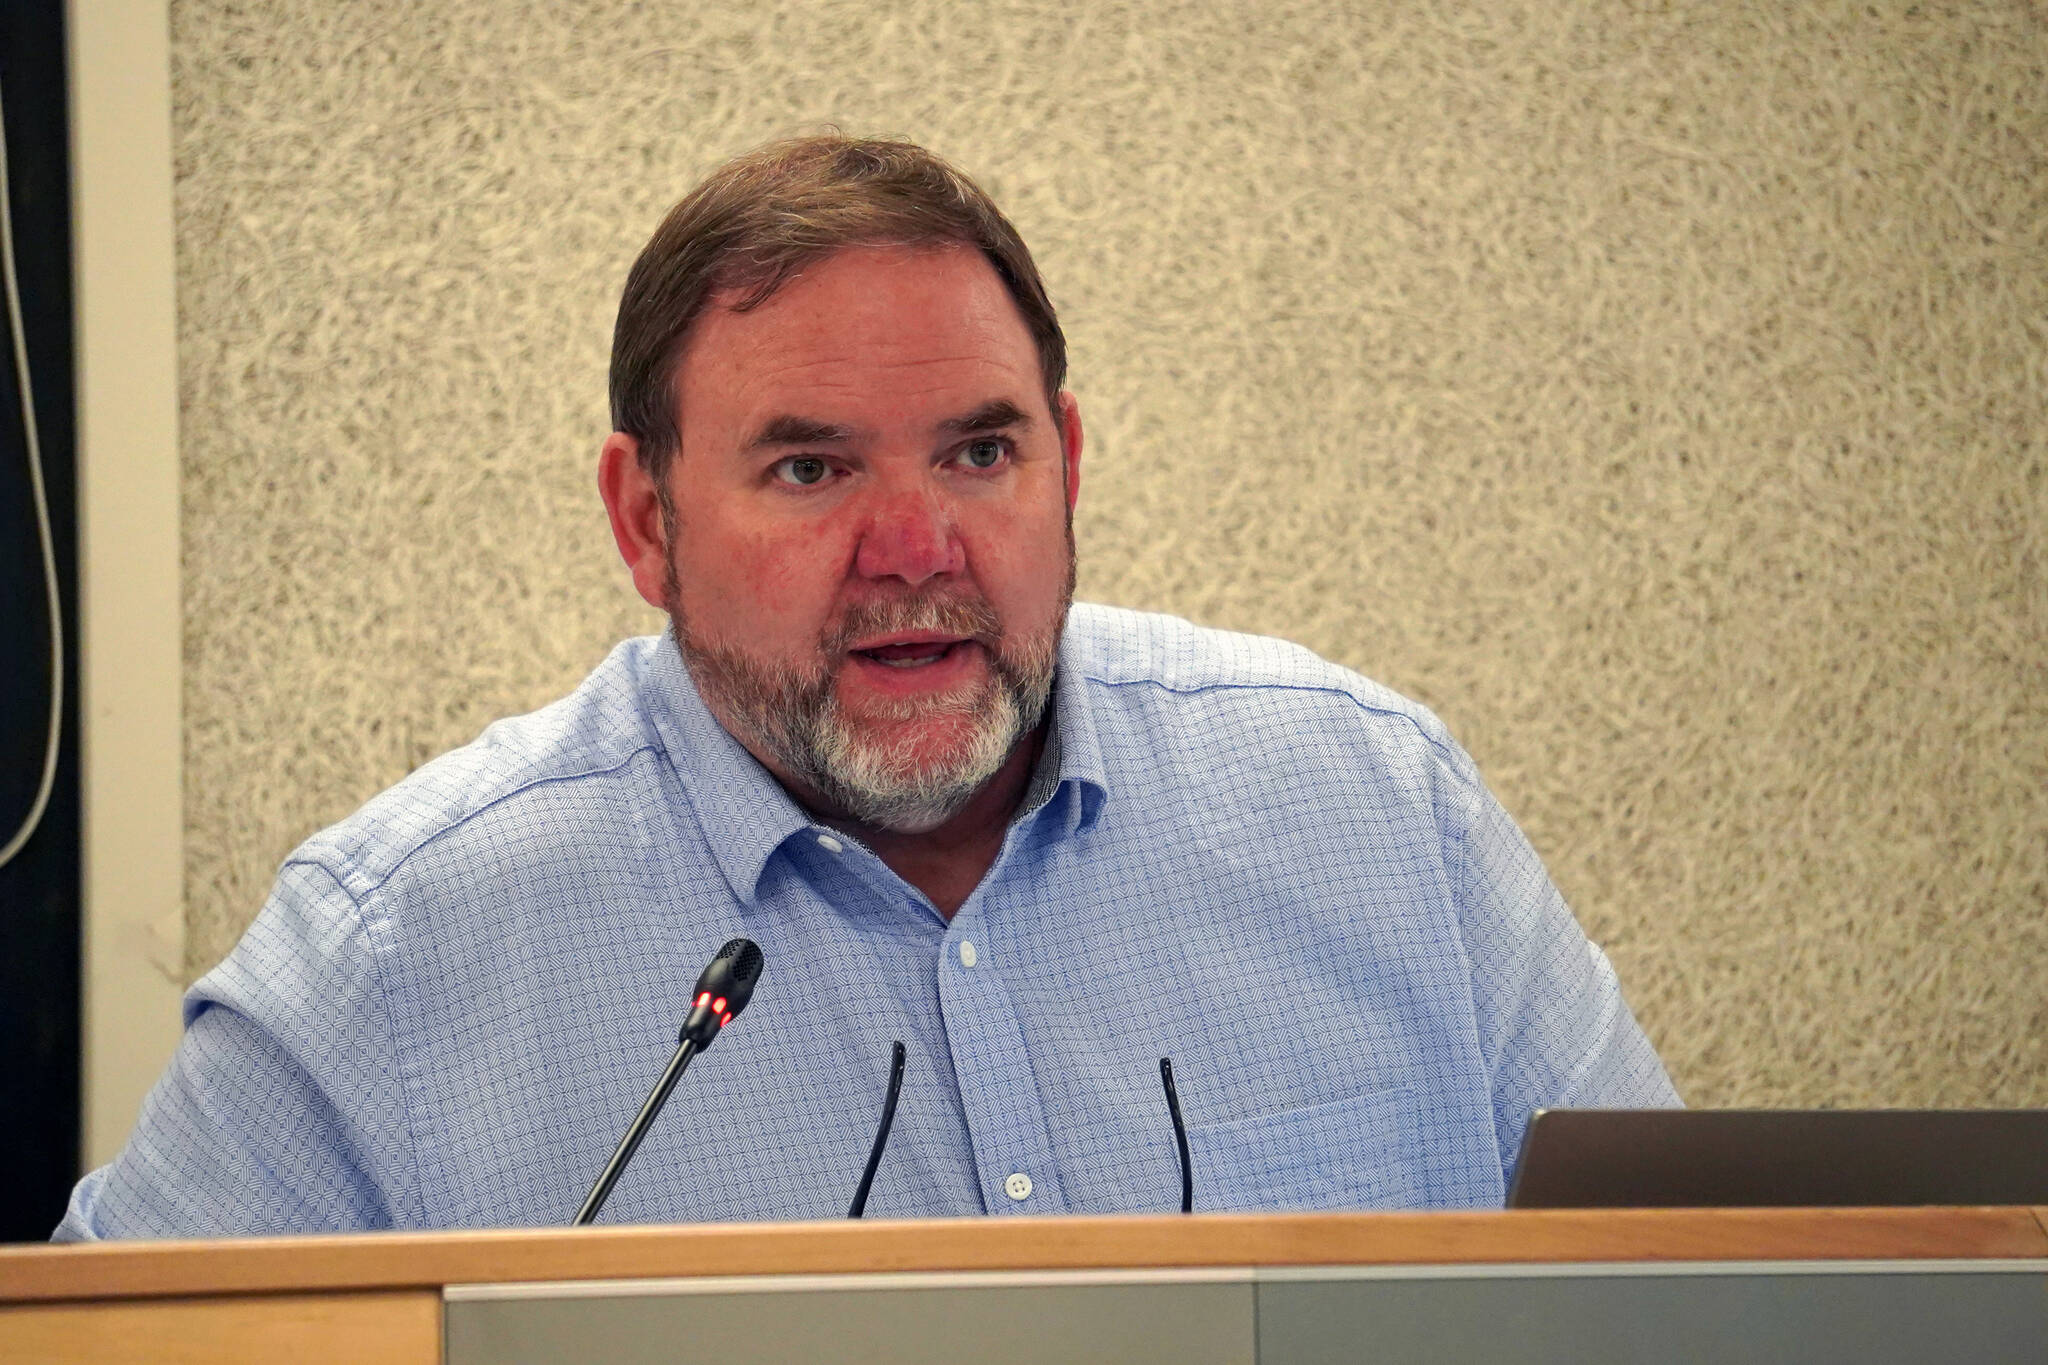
left=1160, top=1056, right=1193, bottom=1214
left=574, top=1036, right=701, bottom=1226
left=848, top=1040, right=907, bottom=1218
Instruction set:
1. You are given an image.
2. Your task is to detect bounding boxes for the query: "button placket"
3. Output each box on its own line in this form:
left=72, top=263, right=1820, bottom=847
left=935, top=901, right=1065, bottom=1214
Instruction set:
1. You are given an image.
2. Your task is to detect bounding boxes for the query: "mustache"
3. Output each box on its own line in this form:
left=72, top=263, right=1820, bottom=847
left=822, top=590, right=1003, bottom=655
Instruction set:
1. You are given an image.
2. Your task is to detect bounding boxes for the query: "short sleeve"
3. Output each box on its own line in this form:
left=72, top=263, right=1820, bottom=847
left=53, top=860, right=422, bottom=1239
left=1434, top=745, right=1681, bottom=1182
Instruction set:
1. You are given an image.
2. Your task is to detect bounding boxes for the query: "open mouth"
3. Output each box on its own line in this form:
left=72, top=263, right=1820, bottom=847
left=852, top=640, right=966, bottom=669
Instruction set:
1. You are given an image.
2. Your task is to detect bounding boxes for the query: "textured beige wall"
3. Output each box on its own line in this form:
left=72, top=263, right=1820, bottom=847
left=173, top=0, right=2047, bottom=1108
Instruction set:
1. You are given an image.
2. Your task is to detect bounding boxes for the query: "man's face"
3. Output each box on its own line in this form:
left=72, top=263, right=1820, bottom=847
left=646, top=244, right=1081, bottom=832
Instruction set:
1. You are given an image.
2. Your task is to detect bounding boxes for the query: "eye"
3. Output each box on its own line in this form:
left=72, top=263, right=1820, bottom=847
left=956, top=438, right=1008, bottom=471
left=772, top=456, right=832, bottom=487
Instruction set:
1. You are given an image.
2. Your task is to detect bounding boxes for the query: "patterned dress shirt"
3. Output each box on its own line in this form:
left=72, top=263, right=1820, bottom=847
left=57, top=604, right=1677, bottom=1238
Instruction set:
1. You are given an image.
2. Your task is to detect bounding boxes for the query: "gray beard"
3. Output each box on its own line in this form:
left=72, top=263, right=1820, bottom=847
left=670, top=588, right=1063, bottom=834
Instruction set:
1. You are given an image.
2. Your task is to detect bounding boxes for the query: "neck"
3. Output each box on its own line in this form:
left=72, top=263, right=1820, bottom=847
left=799, top=726, right=1045, bottom=920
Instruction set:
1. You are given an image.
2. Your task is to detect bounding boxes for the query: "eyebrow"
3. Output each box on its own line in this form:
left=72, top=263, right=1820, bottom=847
left=936, top=400, right=1031, bottom=436
left=744, top=415, right=859, bottom=451
left=742, top=400, right=1032, bottom=452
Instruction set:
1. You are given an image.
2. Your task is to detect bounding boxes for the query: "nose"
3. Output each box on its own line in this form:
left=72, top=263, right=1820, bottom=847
left=853, top=481, right=965, bottom=585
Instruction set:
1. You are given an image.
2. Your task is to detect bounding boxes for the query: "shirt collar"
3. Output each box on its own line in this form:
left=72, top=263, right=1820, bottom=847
left=1034, top=624, right=1110, bottom=838
left=640, top=631, right=814, bottom=907
left=640, top=621, right=1112, bottom=904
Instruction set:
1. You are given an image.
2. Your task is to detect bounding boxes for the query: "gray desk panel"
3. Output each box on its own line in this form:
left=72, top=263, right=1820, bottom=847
left=446, top=1272, right=1256, bottom=1365
left=446, top=1263, right=2048, bottom=1365
left=1259, top=1268, right=2048, bottom=1365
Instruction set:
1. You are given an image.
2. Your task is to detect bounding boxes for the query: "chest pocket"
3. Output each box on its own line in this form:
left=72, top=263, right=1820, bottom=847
left=1187, top=1085, right=1421, bottom=1212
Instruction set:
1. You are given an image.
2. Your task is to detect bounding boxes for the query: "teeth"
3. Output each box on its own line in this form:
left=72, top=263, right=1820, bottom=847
left=859, top=642, right=953, bottom=668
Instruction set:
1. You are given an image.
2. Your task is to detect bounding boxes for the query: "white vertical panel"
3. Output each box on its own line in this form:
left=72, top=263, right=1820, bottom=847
left=68, top=0, right=184, bottom=1169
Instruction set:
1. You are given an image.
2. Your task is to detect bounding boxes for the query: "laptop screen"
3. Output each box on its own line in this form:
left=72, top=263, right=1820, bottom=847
left=1507, top=1109, right=2048, bottom=1207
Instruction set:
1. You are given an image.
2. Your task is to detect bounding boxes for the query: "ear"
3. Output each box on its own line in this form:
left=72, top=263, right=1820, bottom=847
left=1056, top=391, right=1083, bottom=512
left=597, top=432, right=671, bottom=611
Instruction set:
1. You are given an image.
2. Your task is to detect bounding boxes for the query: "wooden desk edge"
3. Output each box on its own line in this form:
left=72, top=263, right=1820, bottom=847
left=6, top=1208, right=2045, bottom=1304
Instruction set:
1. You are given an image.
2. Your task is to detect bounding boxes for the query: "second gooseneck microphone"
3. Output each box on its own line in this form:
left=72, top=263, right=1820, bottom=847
left=573, top=937, right=765, bottom=1226
left=847, top=1041, right=907, bottom=1218
left=1161, top=1057, right=1193, bottom=1213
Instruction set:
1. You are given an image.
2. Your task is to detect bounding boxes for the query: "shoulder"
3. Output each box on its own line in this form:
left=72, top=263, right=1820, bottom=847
left=286, top=636, right=671, bottom=898
left=1063, top=602, right=1472, bottom=777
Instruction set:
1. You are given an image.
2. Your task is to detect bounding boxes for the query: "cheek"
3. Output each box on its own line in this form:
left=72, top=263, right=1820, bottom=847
left=972, top=505, right=1072, bottom=617
left=676, top=516, right=848, bottom=629
left=744, top=536, right=822, bottom=617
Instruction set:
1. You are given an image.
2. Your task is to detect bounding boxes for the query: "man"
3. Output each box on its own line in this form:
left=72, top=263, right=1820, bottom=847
left=58, top=136, right=1675, bottom=1239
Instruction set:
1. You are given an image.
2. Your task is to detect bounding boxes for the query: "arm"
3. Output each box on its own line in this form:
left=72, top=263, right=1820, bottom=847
left=1435, top=746, right=1680, bottom=1183
left=54, top=861, right=423, bottom=1239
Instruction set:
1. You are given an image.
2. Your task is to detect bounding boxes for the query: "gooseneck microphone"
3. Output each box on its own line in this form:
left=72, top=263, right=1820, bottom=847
left=573, top=937, right=765, bottom=1226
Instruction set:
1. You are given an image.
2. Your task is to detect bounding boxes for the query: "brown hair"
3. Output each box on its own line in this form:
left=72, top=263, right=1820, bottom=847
left=609, top=135, right=1068, bottom=487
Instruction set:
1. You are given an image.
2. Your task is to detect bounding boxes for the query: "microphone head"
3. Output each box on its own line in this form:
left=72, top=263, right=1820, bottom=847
left=693, top=937, right=765, bottom=1018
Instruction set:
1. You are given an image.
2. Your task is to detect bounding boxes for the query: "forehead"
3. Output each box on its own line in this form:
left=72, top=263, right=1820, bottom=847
left=674, top=244, right=1045, bottom=438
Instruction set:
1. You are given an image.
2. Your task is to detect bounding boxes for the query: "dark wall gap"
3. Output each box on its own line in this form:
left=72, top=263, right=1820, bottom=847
left=0, top=0, right=84, bottom=1242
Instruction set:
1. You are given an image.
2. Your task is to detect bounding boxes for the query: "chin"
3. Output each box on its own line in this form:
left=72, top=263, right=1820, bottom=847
left=844, top=709, right=992, bottom=761
left=810, top=704, right=1023, bottom=833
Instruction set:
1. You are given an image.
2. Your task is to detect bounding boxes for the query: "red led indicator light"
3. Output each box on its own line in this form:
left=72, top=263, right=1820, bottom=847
left=712, top=997, right=728, bottom=1015
left=720, top=1012, right=733, bottom=1028
left=695, top=991, right=711, bottom=1009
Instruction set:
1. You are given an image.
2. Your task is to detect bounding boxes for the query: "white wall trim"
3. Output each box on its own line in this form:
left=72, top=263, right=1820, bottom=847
left=68, top=0, right=185, bottom=1169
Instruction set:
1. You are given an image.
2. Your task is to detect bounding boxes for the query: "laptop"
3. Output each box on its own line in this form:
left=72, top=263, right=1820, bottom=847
left=1506, top=1108, right=2048, bottom=1207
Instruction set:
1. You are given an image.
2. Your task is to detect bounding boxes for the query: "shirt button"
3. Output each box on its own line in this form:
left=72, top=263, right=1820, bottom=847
left=1004, top=1172, right=1033, bottom=1201
left=959, top=940, right=978, bottom=968
left=816, top=834, right=844, bottom=853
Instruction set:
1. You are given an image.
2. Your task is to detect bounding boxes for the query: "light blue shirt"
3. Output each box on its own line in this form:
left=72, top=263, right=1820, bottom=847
left=57, top=604, right=1676, bottom=1239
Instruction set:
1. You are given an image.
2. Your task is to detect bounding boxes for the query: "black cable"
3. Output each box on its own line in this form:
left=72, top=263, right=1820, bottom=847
left=0, top=68, right=63, bottom=872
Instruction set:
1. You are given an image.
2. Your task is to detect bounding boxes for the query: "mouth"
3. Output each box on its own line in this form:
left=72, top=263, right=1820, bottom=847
left=848, top=636, right=971, bottom=670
